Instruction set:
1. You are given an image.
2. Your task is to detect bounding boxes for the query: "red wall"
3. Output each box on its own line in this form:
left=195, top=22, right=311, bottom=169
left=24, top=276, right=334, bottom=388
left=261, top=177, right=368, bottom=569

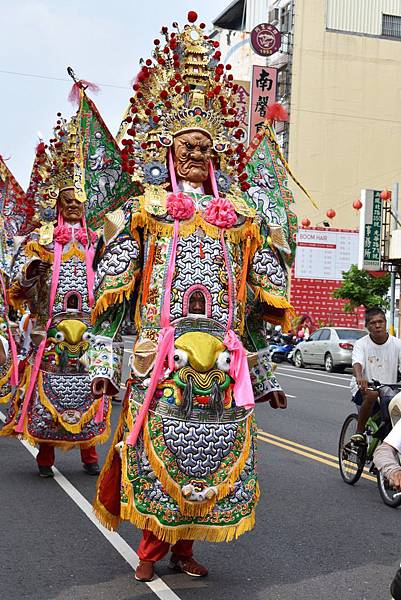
left=290, top=270, right=365, bottom=329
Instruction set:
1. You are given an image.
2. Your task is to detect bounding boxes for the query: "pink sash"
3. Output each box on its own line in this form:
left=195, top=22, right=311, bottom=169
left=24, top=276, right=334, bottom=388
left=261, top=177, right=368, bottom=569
left=0, top=272, right=19, bottom=386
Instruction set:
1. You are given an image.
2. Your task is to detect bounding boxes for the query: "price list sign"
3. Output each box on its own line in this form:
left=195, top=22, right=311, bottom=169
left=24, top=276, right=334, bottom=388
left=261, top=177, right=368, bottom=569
left=294, top=228, right=359, bottom=280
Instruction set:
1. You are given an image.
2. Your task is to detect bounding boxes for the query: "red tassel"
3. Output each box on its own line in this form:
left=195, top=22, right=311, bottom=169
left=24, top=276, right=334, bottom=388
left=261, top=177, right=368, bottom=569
left=267, top=102, right=289, bottom=123
left=199, top=240, right=205, bottom=259
left=68, top=80, right=100, bottom=105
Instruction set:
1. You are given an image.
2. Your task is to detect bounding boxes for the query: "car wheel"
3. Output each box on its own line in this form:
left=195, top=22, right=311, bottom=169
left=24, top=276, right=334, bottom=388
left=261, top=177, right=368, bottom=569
left=294, top=351, right=304, bottom=368
left=324, top=353, right=334, bottom=372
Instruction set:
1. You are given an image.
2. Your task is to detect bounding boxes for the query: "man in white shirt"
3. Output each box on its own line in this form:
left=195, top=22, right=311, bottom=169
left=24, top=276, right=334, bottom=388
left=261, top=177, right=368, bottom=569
left=350, top=307, right=401, bottom=445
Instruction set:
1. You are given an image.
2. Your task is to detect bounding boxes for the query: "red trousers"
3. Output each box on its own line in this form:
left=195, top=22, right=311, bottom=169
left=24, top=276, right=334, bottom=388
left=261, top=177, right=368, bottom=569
left=36, top=444, right=98, bottom=467
left=137, top=530, right=194, bottom=563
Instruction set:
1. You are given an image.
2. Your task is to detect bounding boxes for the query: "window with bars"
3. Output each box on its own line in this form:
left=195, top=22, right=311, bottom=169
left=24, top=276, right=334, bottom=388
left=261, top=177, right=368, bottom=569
left=382, top=13, right=401, bottom=39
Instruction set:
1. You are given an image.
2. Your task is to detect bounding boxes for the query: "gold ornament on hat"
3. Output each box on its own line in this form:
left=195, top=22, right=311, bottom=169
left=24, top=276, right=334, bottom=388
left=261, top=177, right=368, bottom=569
left=118, top=12, right=243, bottom=185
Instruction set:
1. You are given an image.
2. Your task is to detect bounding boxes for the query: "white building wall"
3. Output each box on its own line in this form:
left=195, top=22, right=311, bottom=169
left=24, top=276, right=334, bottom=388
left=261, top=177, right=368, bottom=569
left=326, top=0, right=401, bottom=35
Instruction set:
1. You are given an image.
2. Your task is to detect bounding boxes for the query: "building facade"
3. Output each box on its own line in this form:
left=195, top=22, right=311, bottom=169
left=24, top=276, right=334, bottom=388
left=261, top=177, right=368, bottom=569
left=212, top=0, right=401, bottom=229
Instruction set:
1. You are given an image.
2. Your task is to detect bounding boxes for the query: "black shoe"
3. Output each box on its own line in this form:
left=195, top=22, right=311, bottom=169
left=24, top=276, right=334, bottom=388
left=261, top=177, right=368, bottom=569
left=38, top=465, right=54, bottom=478
left=83, top=462, right=100, bottom=475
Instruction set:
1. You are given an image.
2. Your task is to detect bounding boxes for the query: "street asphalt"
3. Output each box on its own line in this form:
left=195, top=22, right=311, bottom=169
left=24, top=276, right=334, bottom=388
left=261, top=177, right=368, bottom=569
left=0, top=340, right=400, bottom=600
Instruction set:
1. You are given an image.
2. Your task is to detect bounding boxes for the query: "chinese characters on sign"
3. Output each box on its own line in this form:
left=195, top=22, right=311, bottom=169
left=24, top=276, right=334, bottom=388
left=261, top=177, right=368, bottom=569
left=250, top=23, right=281, bottom=57
left=234, top=81, right=250, bottom=144
left=249, top=66, right=277, bottom=142
left=358, top=189, right=383, bottom=271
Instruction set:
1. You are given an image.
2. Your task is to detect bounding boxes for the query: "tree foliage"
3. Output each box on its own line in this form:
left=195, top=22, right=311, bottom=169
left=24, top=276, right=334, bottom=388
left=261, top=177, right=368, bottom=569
left=332, top=264, right=391, bottom=313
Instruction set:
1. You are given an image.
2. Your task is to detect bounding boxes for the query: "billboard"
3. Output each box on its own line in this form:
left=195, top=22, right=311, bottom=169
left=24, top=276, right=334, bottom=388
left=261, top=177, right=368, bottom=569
left=291, top=227, right=364, bottom=328
left=295, top=228, right=359, bottom=280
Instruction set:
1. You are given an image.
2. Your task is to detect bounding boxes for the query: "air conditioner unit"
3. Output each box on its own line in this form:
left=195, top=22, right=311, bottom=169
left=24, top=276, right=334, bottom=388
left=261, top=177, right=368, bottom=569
left=269, top=8, right=280, bottom=24
left=389, top=229, right=401, bottom=260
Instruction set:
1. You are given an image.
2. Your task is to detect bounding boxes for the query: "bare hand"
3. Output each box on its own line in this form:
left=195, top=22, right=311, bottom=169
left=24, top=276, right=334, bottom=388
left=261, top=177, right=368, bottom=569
left=92, top=377, right=109, bottom=398
left=257, top=390, right=287, bottom=409
left=27, top=260, right=51, bottom=279
left=356, top=376, right=369, bottom=392
left=390, top=469, right=401, bottom=491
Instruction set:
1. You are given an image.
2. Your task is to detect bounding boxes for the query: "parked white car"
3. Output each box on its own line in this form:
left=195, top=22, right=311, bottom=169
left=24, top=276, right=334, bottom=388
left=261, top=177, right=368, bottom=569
left=292, top=327, right=368, bottom=372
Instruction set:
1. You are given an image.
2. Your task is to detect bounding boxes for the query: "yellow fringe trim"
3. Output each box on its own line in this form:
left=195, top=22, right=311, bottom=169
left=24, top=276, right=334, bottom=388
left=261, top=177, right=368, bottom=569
left=0, top=366, right=30, bottom=433
left=252, top=286, right=293, bottom=310
left=0, top=363, right=12, bottom=387
left=118, top=481, right=260, bottom=545
left=139, top=210, right=262, bottom=247
left=93, top=392, right=130, bottom=530
left=0, top=390, right=13, bottom=404
left=37, top=372, right=104, bottom=434
left=20, top=400, right=112, bottom=451
left=92, top=278, right=137, bottom=323
left=142, top=414, right=252, bottom=517
left=25, top=241, right=85, bottom=263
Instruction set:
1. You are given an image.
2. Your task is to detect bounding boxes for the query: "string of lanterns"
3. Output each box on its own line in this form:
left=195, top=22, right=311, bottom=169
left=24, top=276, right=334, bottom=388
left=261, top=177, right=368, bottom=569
left=300, top=189, right=392, bottom=227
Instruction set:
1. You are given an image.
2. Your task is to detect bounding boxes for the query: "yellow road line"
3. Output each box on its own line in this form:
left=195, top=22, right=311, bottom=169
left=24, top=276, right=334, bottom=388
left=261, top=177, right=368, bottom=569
left=257, top=433, right=377, bottom=482
left=258, top=429, right=338, bottom=461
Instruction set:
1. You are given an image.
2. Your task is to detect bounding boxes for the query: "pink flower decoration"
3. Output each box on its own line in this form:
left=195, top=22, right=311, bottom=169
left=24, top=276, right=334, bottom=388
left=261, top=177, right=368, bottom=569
left=53, top=225, right=72, bottom=245
left=166, top=192, right=195, bottom=221
left=75, top=227, right=97, bottom=246
left=204, top=197, right=237, bottom=229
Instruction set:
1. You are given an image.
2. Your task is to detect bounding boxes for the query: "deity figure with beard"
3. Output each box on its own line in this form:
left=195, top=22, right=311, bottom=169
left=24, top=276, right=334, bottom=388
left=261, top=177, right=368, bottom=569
left=1, top=117, right=111, bottom=477
left=90, top=12, right=297, bottom=584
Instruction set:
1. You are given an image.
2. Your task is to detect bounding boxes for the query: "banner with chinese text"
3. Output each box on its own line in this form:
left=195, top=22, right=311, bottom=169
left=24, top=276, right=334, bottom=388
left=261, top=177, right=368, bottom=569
left=358, top=189, right=383, bottom=271
left=249, top=66, right=277, bottom=142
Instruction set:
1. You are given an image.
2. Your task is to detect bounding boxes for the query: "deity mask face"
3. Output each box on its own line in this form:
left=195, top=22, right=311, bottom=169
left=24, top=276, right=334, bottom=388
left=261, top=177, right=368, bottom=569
left=173, top=130, right=212, bottom=185
left=58, top=188, right=84, bottom=224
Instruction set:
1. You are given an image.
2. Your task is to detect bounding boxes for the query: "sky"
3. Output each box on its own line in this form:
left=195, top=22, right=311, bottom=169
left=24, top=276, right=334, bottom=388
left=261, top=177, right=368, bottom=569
left=0, top=0, right=230, bottom=188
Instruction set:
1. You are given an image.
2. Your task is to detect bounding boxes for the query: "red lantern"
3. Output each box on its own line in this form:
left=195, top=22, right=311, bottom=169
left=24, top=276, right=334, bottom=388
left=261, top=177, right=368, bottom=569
left=301, top=218, right=311, bottom=227
left=326, top=209, right=336, bottom=219
left=380, top=189, right=391, bottom=201
left=353, top=199, right=362, bottom=210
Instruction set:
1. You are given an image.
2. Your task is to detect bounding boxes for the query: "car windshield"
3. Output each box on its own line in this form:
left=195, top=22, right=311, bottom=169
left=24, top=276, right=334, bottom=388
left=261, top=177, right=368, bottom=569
left=335, top=329, right=367, bottom=340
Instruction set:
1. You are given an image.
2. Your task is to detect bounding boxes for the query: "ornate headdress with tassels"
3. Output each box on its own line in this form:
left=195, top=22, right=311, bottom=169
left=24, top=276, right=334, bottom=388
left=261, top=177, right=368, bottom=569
left=118, top=11, right=250, bottom=196
left=33, top=114, right=79, bottom=244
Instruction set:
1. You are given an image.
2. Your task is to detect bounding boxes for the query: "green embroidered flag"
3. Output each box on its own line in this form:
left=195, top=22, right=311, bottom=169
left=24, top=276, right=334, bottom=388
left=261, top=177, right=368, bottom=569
left=243, top=124, right=298, bottom=266
left=74, top=90, right=142, bottom=230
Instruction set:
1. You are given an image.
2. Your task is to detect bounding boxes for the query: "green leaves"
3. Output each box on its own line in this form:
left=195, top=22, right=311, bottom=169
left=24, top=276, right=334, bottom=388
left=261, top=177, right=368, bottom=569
left=332, top=265, right=391, bottom=313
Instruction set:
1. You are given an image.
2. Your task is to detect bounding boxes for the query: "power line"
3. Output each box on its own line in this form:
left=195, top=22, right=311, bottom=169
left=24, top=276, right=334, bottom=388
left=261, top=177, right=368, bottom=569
left=0, top=69, right=129, bottom=90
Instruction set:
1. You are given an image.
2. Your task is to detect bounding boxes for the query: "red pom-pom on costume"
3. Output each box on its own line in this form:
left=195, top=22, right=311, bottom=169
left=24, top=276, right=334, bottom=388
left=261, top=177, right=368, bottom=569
left=301, top=218, right=311, bottom=227
left=326, top=209, right=336, bottom=219
left=266, top=102, right=289, bottom=123
left=68, top=80, right=99, bottom=105
left=188, top=11, right=198, bottom=23
left=36, top=142, right=46, bottom=155
left=353, top=199, right=362, bottom=210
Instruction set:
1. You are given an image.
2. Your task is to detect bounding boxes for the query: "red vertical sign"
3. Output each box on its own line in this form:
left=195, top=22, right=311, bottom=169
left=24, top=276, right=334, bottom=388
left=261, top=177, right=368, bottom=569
left=249, top=65, right=277, bottom=142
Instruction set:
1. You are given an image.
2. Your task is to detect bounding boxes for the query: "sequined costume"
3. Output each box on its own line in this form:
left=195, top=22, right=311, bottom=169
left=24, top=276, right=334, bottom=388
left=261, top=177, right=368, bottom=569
left=1, top=116, right=111, bottom=449
left=91, top=13, right=303, bottom=546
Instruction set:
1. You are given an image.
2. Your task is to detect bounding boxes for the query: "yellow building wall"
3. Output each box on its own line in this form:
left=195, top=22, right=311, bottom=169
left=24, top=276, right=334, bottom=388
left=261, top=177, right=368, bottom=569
left=289, top=0, right=401, bottom=228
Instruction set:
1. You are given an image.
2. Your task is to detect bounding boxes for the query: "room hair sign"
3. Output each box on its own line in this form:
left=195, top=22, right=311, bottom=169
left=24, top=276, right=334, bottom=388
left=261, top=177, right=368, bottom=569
left=250, top=23, right=281, bottom=57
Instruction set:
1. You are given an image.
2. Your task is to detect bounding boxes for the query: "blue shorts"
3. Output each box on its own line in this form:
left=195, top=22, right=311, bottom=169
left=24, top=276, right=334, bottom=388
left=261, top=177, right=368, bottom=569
left=352, top=388, right=394, bottom=421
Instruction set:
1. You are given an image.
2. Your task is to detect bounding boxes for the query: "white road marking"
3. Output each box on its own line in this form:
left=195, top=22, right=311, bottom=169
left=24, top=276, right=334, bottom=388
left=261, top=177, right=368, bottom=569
left=277, top=365, right=351, bottom=381
left=0, top=410, right=183, bottom=600
left=275, top=372, right=350, bottom=389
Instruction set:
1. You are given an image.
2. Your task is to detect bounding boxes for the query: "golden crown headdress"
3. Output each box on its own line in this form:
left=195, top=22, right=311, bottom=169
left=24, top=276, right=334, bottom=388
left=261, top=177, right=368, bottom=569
left=118, top=11, right=247, bottom=187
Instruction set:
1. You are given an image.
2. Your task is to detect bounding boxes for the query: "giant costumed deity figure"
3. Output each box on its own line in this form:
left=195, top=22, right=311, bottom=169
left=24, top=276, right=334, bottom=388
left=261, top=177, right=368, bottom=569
left=91, top=12, right=300, bottom=582
left=0, top=115, right=111, bottom=477
left=0, top=156, right=30, bottom=402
